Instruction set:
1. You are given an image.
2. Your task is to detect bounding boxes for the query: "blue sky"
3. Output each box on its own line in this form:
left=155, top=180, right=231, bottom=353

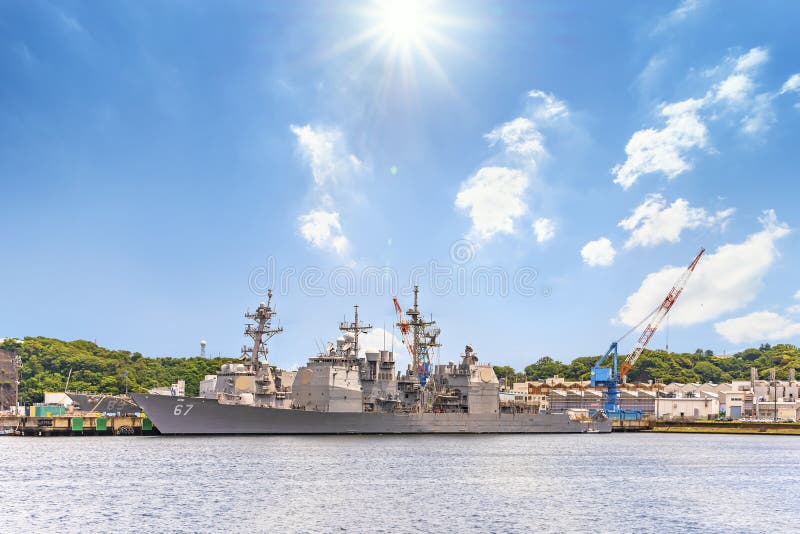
left=2, top=0, right=800, bottom=371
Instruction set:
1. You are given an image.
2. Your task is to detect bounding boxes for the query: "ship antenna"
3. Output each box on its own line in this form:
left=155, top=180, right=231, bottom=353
left=339, top=304, right=372, bottom=360
left=355, top=305, right=359, bottom=359
left=243, top=288, right=283, bottom=371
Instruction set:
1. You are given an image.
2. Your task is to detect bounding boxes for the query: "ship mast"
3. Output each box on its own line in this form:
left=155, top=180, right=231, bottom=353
left=403, top=286, right=440, bottom=386
left=339, top=304, right=372, bottom=361
left=242, top=289, right=283, bottom=371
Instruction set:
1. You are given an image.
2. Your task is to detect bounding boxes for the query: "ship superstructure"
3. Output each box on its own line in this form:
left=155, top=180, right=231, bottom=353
left=199, top=290, right=288, bottom=407
left=133, top=289, right=610, bottom=434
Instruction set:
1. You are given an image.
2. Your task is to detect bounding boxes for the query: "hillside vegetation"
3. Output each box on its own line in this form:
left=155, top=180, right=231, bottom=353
left=2, top=337, right=799, bottom=404
left=1, top=337, right=229, bottom=405
left=493, top=344, right=800, bottom=384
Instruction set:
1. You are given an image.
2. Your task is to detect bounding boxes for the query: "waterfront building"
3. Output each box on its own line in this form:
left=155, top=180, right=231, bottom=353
left=654, top=393, right=719, bottom=421
left=148, top=379, right=186, bottom=397
left=513, top=369, right=800, bottom=421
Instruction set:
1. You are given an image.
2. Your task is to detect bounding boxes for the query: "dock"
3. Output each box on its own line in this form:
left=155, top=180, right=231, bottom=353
left=611, top=418, right=653, bottom=431
left=0, top=414, right=156, bottom=436
left=646, top=420, right=800, bottom=435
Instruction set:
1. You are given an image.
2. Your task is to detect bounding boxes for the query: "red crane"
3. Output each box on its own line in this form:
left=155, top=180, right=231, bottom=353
left=618, top=247, right=705, bottom=378
left=592, top=247, right=706, bottom=415
left=393, top=296, right=415, bottom=362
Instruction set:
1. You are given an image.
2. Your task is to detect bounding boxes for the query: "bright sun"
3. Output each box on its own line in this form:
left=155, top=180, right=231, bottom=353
left=377, top=0, right=432, bottom=45
left=327, top=0, right=467, bottom=94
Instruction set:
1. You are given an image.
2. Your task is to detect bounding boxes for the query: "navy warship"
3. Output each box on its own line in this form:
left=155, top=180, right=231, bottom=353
left=132, top=289, right=610, bottom=434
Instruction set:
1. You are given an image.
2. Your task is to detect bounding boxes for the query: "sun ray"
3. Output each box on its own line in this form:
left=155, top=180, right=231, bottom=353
left=316, top=1, right=478, bottom=111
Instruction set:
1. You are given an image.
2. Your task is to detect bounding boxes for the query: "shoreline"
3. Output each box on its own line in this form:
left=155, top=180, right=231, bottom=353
left=645, top=420, right=800, bottom=435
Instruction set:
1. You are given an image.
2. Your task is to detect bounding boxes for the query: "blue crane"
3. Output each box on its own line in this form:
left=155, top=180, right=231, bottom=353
left=591, top=248, right=705, bottom=419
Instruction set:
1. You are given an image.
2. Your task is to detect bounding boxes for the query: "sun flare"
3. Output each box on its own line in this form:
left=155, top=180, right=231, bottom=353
left=326, top=0, right=470, bottom=96
left=377, top=0, right=433, bottom=46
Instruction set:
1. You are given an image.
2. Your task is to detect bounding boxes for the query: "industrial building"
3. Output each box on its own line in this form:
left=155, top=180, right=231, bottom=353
left=509, top=366, right=800, bottom=422
left=148, top=379, right=186, bottom=397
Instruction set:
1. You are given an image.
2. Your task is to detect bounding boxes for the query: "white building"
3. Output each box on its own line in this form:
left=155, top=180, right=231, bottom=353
left=655, top=394, right=719, bottom=421
left=148, top=379, right=185, bottom=397
left=43, top=392, right=73, bottom=407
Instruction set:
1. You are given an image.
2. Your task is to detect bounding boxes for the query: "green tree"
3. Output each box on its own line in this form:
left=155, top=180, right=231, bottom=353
left=493, top=366, right=516, bottom=381
left=524, top=356, right=568, bottom=381
left=693, top=361, right=726, bottom=383
left=563, top=358, right=593, bottom=381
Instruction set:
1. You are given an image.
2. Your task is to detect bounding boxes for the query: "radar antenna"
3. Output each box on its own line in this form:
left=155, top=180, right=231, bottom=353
left=339, top=304, right=373, bottom=359
left=242, top=289, right=283, bottom=371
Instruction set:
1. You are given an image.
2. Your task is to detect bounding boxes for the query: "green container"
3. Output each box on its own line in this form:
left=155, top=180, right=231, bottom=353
left=71, top=417, right=84, bottom=432
left=35, top=405, right=66, bottom=417
left=142, top=418, right=153, bottom=431
left=96, top=417, right=107, bottom=432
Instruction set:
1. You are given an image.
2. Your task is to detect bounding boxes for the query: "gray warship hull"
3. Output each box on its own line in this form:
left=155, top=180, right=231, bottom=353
left=132, top=394, right=611, bottom=434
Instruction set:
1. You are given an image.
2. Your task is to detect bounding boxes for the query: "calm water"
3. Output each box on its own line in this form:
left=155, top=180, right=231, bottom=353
left=2, top=433, right=797, bottom=533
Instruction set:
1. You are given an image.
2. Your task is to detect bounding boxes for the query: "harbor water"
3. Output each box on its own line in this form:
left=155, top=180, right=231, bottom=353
left=2, top=433, right=798, bottom=533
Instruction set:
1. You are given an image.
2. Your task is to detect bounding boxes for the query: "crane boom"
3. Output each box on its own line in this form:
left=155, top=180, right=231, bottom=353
left=619, top=247, right=705, bottom=377
left=393, top=297, right=415, bottom=361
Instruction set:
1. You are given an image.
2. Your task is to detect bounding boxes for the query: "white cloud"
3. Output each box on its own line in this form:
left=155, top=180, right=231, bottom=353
left=619, top=194, right=734, bottom=249
left=455, top=166, right=528, bottom=242
left=613, top=46, right=795, bottom=188
left=291, top=124, right=366, bottom=257
left=457, top=89, right=570, bottom=243
left=298, top=210, right=350, bottom=256
left=671, top=0, right=700, bottom=19
left=711, top=47, right=778, bottom=135
left=581, top=238, right=616, bottom=267
left=787, top=291, right=800, bottom=314
left=527, top=90, right=569, bottom=121
left=653, top=0, right=702, bottom=33
left=733, top=47, right=769, bottom=73
left=290, top=124, right=362, bottom=186
left=617, top=210, right=790, bottom=327
left=741, top=93, right=776, bottom=135
left=484, top=91, right=568, bottom=160
left=715, top=74, right=754, bottom=104
left=533, top=218, right=556, bottom=243
left=780, top=73, right=800, bottom=95
left=715, top=311, right=800, bottom=344
left=711, top=47, right=780, bottom=135
left=485, top=118, right=546, bottom=159
left=358, top=327, right=403, bottom=354
left=612, top=97, right=709, bottom=189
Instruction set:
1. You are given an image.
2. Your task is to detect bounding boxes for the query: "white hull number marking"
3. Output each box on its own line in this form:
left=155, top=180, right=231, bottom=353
left=173, top=404, right=194, bottom=416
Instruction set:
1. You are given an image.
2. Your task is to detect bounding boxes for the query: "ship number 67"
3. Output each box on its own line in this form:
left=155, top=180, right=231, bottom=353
left=173, top=404, right=194, bottom=416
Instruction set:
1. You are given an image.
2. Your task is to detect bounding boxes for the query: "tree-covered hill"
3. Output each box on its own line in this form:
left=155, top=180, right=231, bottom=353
left=3, top=337, right=799, bottom=405
left=494, top=343, right=800, bottom=384
left=1, top=337, right=231, bottom=405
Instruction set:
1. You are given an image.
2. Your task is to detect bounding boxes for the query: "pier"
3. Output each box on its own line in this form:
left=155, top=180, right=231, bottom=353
left=0, top=415, right=156, bottom=436
left=611, top=418, right=653, bottom=431
left=647, top=420, right=800, bottom=435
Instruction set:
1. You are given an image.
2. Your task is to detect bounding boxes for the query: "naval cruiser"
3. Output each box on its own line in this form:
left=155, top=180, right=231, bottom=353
left=132, top=288, right=610, bottom=434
